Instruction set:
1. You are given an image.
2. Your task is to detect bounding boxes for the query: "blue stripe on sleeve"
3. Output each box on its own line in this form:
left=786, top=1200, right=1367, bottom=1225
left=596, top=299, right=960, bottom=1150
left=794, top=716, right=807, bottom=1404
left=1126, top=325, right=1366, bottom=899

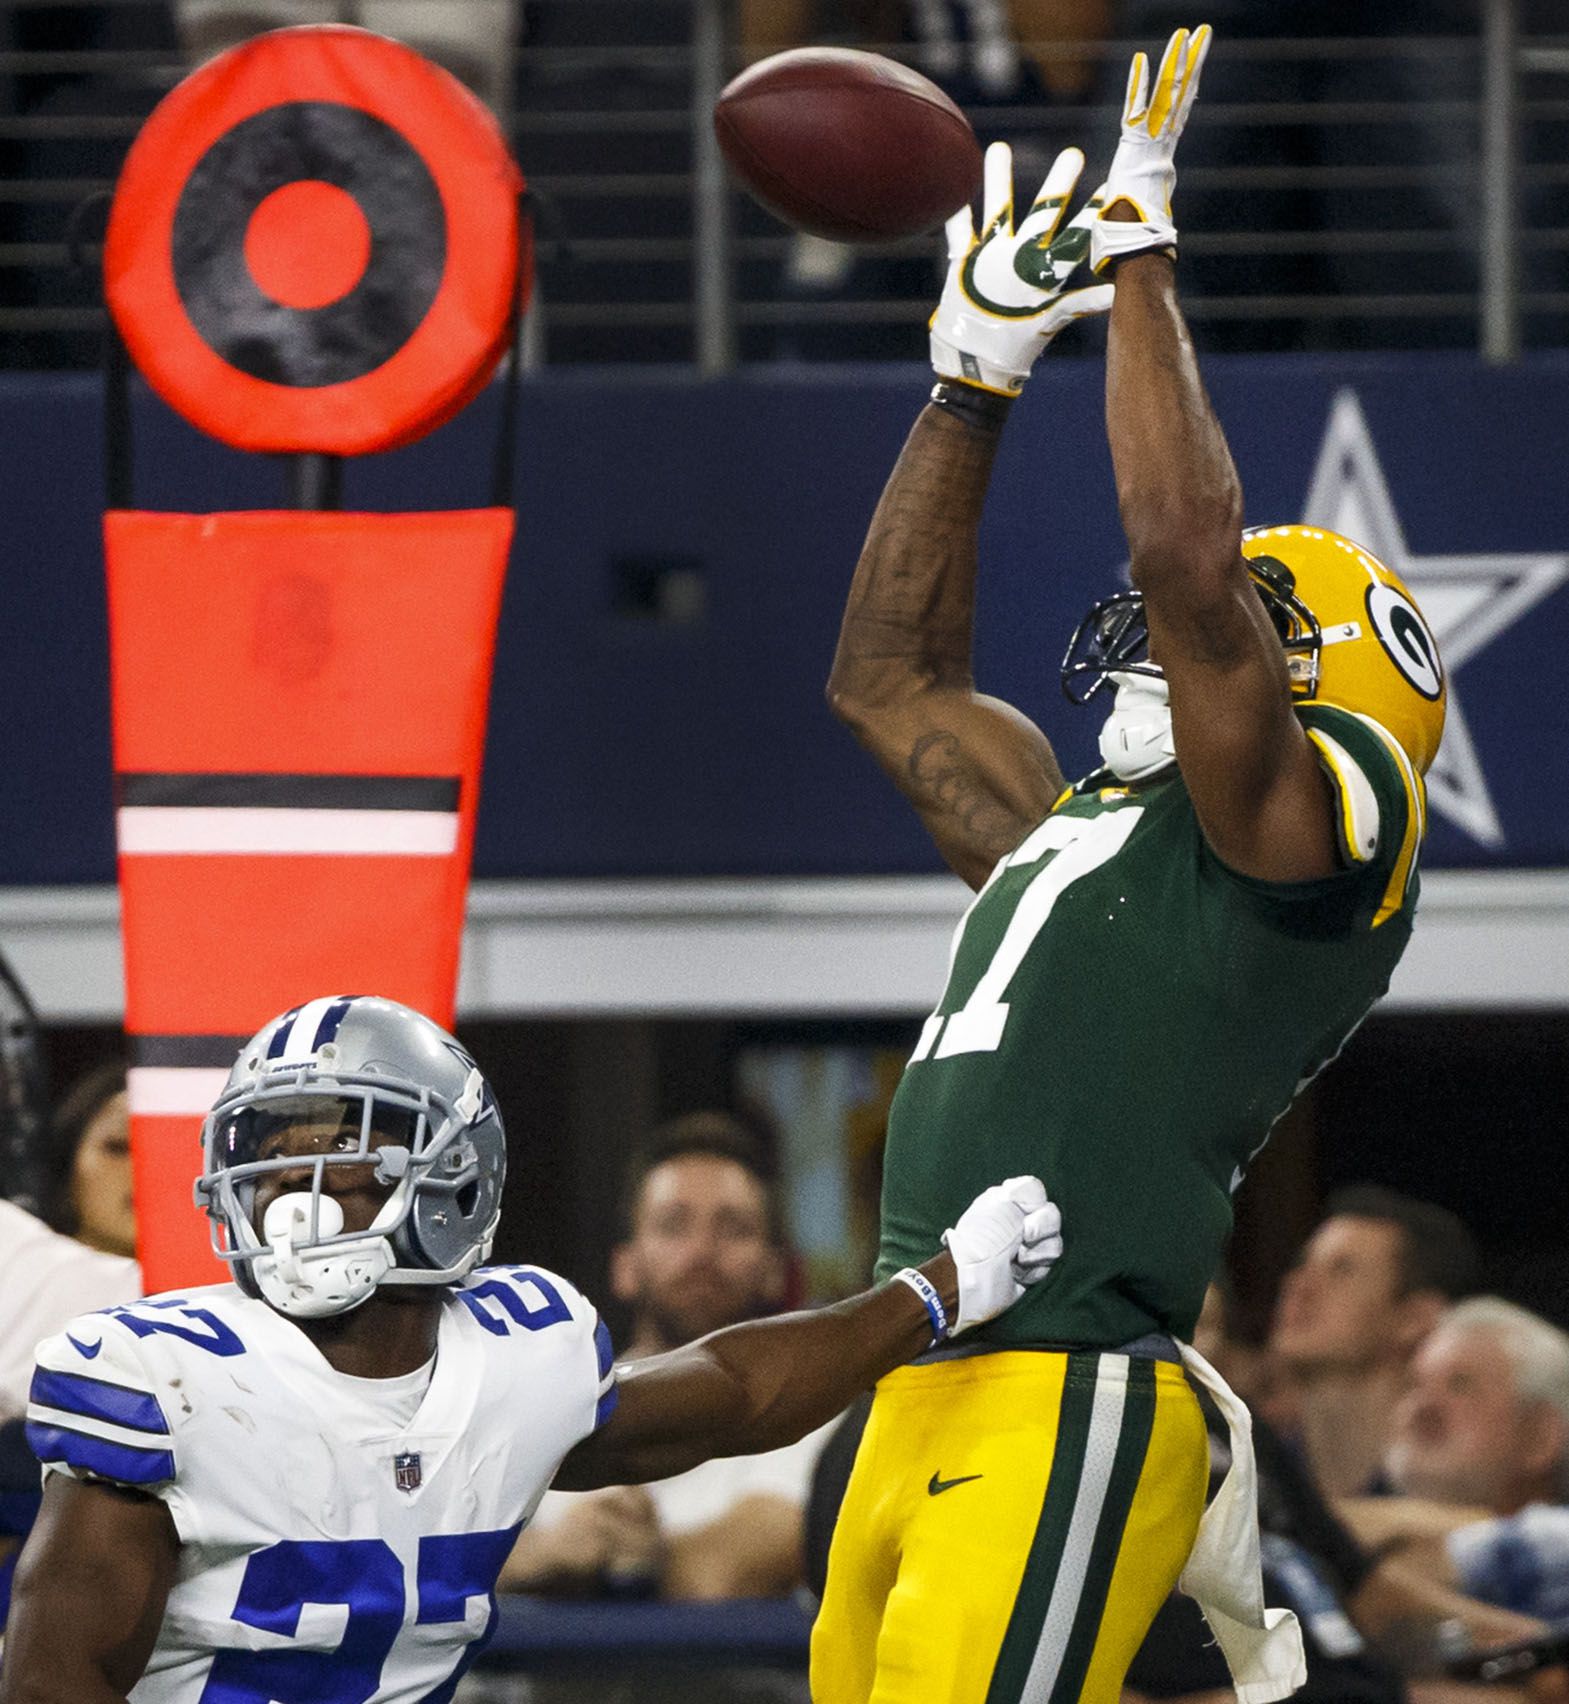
left=25, top=1423, right=175, bottom=1485
left=593, top=1319, right=614, bottom=1381
left=30, top=1368, right=169, bottom=1436
left=594, top=1384, right=619, bottom=1430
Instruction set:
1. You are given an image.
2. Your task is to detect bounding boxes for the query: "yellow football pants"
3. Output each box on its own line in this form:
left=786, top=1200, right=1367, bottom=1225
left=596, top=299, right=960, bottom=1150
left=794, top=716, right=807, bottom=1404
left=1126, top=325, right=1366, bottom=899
left=811, top=1349, right=1208, bottom=1704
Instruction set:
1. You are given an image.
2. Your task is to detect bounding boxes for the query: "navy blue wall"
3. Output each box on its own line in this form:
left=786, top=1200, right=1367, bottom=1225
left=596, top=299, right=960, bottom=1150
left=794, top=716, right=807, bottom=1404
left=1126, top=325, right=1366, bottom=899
left=4, top=354, right=1567, bottom=884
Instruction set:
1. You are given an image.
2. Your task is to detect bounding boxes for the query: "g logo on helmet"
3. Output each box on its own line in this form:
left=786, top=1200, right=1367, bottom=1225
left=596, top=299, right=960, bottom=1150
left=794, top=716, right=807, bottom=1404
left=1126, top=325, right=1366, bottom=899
left=1366, top=584, right=1443, bottom=702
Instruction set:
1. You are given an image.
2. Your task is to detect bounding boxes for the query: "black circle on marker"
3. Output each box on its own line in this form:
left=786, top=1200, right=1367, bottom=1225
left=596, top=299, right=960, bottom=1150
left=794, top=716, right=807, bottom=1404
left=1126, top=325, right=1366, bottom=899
left=171, top=102, right=447, bottom=388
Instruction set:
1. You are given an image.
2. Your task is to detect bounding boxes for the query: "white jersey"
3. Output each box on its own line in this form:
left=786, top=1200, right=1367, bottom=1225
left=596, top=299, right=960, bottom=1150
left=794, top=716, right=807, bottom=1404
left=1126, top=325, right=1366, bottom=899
left=0, top=1198, right=139, bottom=1422
left=26, top=1267, right=617, bottom=1702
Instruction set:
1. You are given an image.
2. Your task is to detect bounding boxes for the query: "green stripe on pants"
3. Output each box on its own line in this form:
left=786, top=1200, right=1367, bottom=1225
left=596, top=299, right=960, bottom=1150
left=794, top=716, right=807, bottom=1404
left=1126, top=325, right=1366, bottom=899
left=1044, top=1355, right=1157, bottom=1703
left=984, top=1352, right=1100, bottom=1704
left=985, top=1354, right=1160, bottom=1704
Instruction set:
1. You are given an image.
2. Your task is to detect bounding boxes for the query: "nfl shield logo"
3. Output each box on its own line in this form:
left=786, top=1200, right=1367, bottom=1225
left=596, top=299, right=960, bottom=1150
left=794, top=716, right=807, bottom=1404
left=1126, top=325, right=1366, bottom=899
left=393, top=1451, right=422, bottom=1493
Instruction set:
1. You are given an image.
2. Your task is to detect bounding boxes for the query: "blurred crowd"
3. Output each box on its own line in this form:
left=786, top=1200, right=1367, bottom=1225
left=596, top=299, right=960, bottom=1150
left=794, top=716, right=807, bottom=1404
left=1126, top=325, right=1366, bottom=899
left=1128, top=1198, right=1569, bottom=1704
left=5, top=923, right=1569, bottom=1703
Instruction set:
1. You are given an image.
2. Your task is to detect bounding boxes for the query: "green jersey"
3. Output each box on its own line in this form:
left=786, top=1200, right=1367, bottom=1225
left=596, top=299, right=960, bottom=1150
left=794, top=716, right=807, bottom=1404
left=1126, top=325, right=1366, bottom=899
left=877, top=702, right=1429, bottom=1348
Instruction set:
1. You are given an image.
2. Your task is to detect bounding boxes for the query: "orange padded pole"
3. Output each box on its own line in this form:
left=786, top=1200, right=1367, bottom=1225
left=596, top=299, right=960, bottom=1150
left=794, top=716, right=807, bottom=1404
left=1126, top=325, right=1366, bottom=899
left=105, top=508, right=512, bottom=1290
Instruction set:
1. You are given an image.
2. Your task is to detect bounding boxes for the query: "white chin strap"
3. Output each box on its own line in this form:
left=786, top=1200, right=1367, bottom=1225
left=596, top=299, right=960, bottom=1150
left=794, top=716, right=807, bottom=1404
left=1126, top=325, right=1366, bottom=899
left=1097, top=671, right=1177, bottom=782
left=254, top=1192, right=394, bottom=1319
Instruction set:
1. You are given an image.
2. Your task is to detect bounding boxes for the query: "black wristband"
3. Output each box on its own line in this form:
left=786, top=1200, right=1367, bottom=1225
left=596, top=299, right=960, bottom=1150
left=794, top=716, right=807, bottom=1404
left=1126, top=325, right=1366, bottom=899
left=929, top=378, right=1014, bottom=434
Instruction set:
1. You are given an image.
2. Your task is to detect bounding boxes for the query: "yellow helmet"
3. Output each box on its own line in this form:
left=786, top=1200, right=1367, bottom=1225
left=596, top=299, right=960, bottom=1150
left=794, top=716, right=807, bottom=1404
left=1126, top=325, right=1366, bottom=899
left=1062, top=524, right=1447, bottom=774
left=1240, top=526, right=1446, bottom=774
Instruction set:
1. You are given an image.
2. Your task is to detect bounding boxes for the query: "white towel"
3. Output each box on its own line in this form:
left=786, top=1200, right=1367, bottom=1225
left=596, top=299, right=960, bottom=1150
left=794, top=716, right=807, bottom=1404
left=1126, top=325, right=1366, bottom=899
left=1176, top=1341, right=1308, bottom=1703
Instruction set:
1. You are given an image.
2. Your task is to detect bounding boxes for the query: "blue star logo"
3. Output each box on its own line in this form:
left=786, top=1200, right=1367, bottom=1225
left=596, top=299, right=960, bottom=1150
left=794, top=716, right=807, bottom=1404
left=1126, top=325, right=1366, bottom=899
left=1303, top=391, right=1569, bottom=847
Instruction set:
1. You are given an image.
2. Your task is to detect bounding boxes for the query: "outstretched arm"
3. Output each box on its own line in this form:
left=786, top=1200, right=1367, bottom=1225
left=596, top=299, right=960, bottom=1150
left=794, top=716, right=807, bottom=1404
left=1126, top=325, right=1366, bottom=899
left=1106, top=254, right=1335, bottom=882
left=827, top=399, right=1065, bottom=890
left=1097, top=27, right=1337, bottom=882
left=828, top=143, right=1112, bottom=892
left=555, top=1177, right=1061, bottom=1489
left=557, top=1263, right=947, bottom=1488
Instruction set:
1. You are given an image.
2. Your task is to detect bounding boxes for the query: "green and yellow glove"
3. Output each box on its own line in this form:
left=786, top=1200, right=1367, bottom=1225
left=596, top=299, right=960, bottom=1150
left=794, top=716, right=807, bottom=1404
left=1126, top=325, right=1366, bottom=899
left=929, top=141, right=1113, bottom=397
left=1090, top=24, right=1212, bottom=275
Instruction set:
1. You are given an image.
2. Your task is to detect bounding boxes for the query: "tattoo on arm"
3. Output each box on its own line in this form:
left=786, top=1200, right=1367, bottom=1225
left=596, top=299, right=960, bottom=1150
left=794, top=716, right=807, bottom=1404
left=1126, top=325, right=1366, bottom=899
left=908, top=731, right=1038, bottom=863
left=829, top=402, right=1064, bottom=885
left=832, top=407, right=998, bottom=690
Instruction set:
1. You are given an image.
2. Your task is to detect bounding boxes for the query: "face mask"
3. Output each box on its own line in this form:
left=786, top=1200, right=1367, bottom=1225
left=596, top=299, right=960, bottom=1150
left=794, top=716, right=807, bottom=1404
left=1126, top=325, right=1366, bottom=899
left=1097, top=671, right=1176, bottom=782
left=252, top=1190, right=394, bottom=1318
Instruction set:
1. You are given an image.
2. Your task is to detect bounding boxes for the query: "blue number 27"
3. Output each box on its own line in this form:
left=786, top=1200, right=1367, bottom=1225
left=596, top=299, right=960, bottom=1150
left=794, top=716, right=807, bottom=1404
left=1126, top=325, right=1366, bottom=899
left=199, top=1527, right=520, bottom=1704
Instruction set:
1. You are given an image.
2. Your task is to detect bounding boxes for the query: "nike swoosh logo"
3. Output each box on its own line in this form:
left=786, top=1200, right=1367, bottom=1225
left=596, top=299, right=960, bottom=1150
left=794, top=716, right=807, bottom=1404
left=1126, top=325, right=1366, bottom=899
left=66, top=1333, right=103, bottom=1359
left=928, top=1471, right=983, bottom=1497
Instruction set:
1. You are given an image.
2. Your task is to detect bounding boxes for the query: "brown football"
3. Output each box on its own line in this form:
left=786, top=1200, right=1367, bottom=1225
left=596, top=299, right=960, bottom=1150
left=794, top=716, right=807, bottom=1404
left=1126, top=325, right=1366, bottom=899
left=713, top=47, right=981, bottom=243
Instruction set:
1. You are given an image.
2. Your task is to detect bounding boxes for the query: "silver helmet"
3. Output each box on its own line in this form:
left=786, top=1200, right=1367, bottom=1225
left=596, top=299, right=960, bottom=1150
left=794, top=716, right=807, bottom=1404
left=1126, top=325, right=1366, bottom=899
left=195, top=996, right=505, bottom=1318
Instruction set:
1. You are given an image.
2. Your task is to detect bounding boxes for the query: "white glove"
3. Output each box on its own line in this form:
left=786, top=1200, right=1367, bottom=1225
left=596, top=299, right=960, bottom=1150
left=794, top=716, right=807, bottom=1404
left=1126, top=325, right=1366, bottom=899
left=1090, top=24, right=1212, bottom=276
left=942, top=1175, right=1063, bottom=1335
left=930, top=142, right=1114, bottom=396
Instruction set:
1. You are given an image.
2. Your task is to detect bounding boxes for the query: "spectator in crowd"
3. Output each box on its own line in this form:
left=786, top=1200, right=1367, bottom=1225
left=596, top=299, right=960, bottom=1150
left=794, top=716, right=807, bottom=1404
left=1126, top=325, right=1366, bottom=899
left=1104, top=0, right=1569, bottom=353
left=737, top=0, right=1110, bottom=99
left=0, top=1050, right=138, bottom=1621
left=1125, top=1286, right=1565, bottom=1704
left=1269, top=1185, right=1479, bottom=1497
left=501, top=1112, right=834, bottom=1600
left=0, top=1059, right=138, bottom=1422
left=1102, top=0, right=1471, bottom=352
left=37, top=1061, right=136, bottom=1258
left=1342, top=1299, right=1569, bottom=1628
left=172, top=0, right=521, bottom=115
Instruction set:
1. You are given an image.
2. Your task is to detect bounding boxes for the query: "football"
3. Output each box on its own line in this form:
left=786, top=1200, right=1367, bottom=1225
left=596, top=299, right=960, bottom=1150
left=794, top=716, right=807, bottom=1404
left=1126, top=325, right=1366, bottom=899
left=713, top=47, right=981, bottom=243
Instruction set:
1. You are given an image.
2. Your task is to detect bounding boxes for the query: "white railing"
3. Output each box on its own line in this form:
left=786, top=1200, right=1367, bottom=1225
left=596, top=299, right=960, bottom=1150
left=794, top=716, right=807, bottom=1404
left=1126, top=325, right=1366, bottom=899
left=0, top=0, right=1554, bottom=366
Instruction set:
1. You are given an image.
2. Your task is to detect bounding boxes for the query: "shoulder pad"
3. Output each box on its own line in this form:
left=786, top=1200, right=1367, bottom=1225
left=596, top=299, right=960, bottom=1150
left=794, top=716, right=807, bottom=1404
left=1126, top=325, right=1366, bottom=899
left=457, top=1265, right=586, bottom=1336
left=459, top=1266, right=617, bottom=1431
left=28, top=1312, right=175, bottom=1488
left=1298, top=703, right=1426, bottom=924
